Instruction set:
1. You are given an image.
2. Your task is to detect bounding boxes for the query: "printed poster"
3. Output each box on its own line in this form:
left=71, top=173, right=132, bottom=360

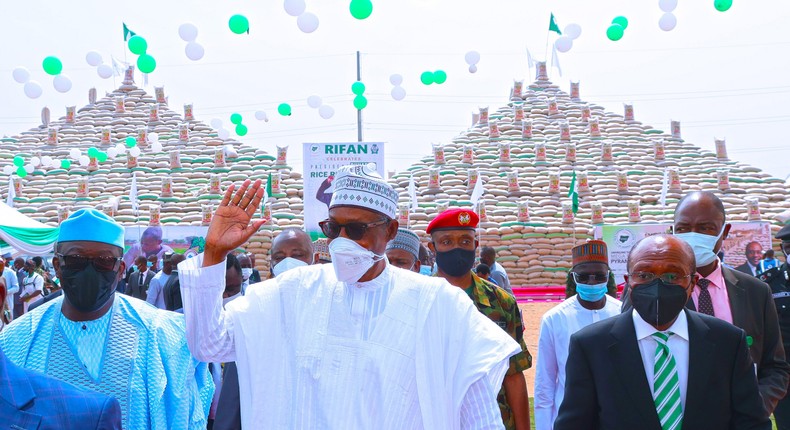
left=594, top=223, right=673, bottom=284
left=122, top=225, right=209, bottom=269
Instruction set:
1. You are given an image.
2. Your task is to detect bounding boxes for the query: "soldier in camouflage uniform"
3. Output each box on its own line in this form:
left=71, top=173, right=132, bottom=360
left=427, top=208, right=532, bottom=430
left=759, top=224, right=790, bottom=429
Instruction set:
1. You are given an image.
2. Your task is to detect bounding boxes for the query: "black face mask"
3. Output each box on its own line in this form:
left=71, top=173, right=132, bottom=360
left=629, top=278, right=690, bottom=327
left=60, top=264, right=118, bottom=313
left=435, top=247, right=476, bottom=277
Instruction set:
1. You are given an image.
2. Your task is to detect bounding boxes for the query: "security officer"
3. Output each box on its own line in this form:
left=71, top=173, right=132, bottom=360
left=760, top=224, right=790, bottom=429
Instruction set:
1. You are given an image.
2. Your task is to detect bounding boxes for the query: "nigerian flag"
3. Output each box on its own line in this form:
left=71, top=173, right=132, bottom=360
left=549, top=13, right=562, bottom=35
left=568, top=171, right=579, bottom=214
left=261, top=172, right=273, bottom=217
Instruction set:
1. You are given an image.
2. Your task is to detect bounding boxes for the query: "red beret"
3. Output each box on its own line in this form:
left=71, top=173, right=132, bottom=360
left=426, top=208, right=479, bottom=234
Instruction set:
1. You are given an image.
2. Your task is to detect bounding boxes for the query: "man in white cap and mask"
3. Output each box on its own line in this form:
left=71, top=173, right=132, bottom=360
left=0, top=208, right=214, bottom=429
left=179, top=164, right=520, bottom=429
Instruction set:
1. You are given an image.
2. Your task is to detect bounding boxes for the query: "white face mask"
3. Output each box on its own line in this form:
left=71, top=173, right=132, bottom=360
left=223, top=292, right=241, bottom=308
left=675, top=227, right=725, bottom=267
left=241, top=267, right=253, bottom=281
left=328, top=237, right=385, bottom=283
left=271, top=257, right=308, bottom=277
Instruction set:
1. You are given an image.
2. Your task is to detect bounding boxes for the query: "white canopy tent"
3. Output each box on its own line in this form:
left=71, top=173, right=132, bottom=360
left=0, top=202, right=59, bottom=255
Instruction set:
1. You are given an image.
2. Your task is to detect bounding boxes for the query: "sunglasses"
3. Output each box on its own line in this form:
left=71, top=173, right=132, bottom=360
left=55, top=253, right=122, bottom=273
left=319, top=219, right=389, bottom=240
left=571, top=271, right=610, bottom=284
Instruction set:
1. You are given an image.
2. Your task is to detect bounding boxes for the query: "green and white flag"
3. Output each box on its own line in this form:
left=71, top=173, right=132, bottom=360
left=568, top=171, right=579, bottom=214
left=261, top=172, right=273, bottom=217
left=549, top=13, right=562, bottom=35
left=123, top=23, right=136, bottom=41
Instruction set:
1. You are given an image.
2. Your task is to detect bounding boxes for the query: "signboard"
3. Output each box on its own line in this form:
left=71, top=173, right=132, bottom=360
left=594, top=223, right=672, bottom=284
left=302, top=142, right=385, bottom=240
left=721, top=221, right=772, bottom=272
left=122, top=225, right=209, bottom=269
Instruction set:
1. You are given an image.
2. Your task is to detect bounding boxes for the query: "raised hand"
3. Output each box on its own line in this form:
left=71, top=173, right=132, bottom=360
left=203, top=179, right=268, bottom=267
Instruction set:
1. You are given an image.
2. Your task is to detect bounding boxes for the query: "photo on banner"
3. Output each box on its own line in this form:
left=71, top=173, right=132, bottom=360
left=122, top=225, right=209, bottom=269
left=302, top=142, right=385, bottom=240
left=721, top=221, right=772, bottom=273
left=594, top=223, right=672, bottom=284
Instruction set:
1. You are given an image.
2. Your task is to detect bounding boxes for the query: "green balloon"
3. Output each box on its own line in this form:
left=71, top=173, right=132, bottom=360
left=87, top=147, right=99, bottom=158
left=606, top=24, right=625, bottom=41
left=235, top=124, right=248, bottom=136
left=349, top=0, right=373, bottom=20
left=97, top=152, right=108, bottom=163
left=137, top=54, right=156, bottom=74
left=42, top=56, right=63, bottom=76
left=128, top=35, right=148, bottom=55
left=420, top=71, right=434, bottom=85
left=611, top=16, right=629, bottom=30
left=714, top=0, right=732, bottom=11
left=353, top=95, right=368, bottom=110
left=60, top=159, right=71, bottom=169
left=434, top=70, right=447, bottom=84
left=229, top=14, right=250, bottom=34
left=13, top=156, right=24, bottom=167
left=351, top=81, right=366, bottom=95
left=126, top=136, right=137, bottom=148
left=278, top=103, right=292, bottom=116
left=230, top=113, right=243, bottom=125
left=16, top=167, right=26, bottom=178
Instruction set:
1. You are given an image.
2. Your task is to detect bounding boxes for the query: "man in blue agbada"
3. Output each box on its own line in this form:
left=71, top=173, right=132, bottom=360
left=0, top=208, right=213, bottom=429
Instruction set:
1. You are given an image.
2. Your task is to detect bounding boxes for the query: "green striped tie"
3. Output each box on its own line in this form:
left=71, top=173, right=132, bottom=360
left=652, top=331, right=683, bottom=430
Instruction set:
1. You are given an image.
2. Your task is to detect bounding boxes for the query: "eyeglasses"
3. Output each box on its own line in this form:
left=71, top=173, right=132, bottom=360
left=572, top=271, right=610, bottom=284
left=628, top=271, right=691, bottom=285
left=55, top=253, right=122, bottom=273
left=319, top=219, right=389, bottom=240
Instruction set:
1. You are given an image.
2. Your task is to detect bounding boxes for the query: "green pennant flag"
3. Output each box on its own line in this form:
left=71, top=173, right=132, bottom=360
left=549, top=13, right=562, bottom=35
left=123, top=23, right=137, bottom=41
left=568, top=170, right=579, bottom=214
left=262, top=172, right=272, bottom=217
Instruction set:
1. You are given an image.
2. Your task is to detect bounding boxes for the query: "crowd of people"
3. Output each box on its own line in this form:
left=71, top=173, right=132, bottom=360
left=0, top=163, right=789, bottom=429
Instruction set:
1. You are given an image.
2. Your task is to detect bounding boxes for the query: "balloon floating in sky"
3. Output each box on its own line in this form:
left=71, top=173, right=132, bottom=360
left=284, top=0, right=306, bottom=17
left=16, top=167, right=27, bottom=178
left=555, top=36, right=573, bottom=53
left=23, top=81, right=43, bottom=99
left=468, top=64, right=478, bottom=74
left=229, top=14, right=250, bottom=34
left=12, top=67, right=30, bottom=84
left=351, top=81, right=366, bottom=95
left=307, top=95, right=322, bottom=109
left=85, top=51, right=103, bottom=67
left=714, top=0, right=733, bottom=11
left=255, top=111, right=269, bottom=121
left=389, top=74, right=403, bottom=86
left=564, top=23, right=582, bottom=40
left=433, top=70, right=447, bottom=84
left=278, top=103, right=292, bottom=116
left=178, top=23, right=199, bottom=42
left=611, top=16, right=629, bottom=30
left=659, top=0, right=678, bottom=12
left=235, top=124, right=248, bottom=137
left=318, top=105, right=334, bottom=119
left=353, top=95, right=368, bottom=110
left=42, top=56, right=63, bottom=75
left=391, top=86, right=406, bottom=101
left=349, top=0, right=373, bottom=20
left=13, top=156, right=24, bottom=167
left=128, top=36, right=148, bottom=55
left=464, top=51, right=480, bottom=66
left=659, top=12, right=677, bottom=31
left=420, top=71, right=434, bottom=85
left=230, top=113, right=243, bottom=125
left=126, top=136, right=137, bottom=148
left=97, top=64, right=113, bottom=79
left=297, top=12, right=319, bottom=33
left=53, top=74, right=72, bottom=93
left=185, top=42, right=205, bottom=61
left=60, top=159, right=71, bottom=169
left=606, top=23, right=625, bottom=41
left=137, top=54, right=157, bottom=73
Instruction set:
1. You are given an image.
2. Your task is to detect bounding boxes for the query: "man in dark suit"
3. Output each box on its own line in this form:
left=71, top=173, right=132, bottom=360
left=555, top=234, right=770, bottom=430
left=126, top=256, right=154, bottom=301
left=0, top=273, right=122, bottom=429
left=736, top=241, right=763, bottom=276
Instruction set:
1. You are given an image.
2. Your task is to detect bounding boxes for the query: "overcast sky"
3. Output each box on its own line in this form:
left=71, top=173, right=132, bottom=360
left=1, top=0, right=788, bottom=179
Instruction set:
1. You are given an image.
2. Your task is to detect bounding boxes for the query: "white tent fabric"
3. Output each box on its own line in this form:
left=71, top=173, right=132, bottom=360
left=0, top=202, right=59, bottom=255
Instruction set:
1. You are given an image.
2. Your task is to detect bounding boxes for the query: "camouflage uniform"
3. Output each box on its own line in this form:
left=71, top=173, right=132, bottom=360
left=465, top=273, right=531, bottom=430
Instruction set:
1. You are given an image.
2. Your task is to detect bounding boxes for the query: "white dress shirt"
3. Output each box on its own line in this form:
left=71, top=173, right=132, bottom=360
left=145, top=270, right=167, bottom=309
left=632, top=309, right=690, bottom=410
left=534, top=295, right=622, bottom=430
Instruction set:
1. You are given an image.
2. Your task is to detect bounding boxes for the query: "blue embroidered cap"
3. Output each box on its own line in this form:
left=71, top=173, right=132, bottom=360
left=58, top=208, right=125, bottom=249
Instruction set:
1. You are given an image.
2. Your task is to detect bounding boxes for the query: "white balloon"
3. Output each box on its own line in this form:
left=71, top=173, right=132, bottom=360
left=564, top=23, right=582, bottom=39
left=107, top=148, right=118, bottom=158
left=284, top=0, right=306, bottom=17
left=218, top=128, right=231, bottom=139
left=389, top=74, right=403, bottom=86
left=53, top=75, right=72, bottom=93
left=185, top=42, right=205, bottom=61
left=85, top=51, right=103, bottom=67
left=464, top=51, right=481, bottom=65
left=659, top=12, right=677, bottom=31
left=129, top=146, right=141, bottom=157
left=78, top=155, right=90, bottom=167
left=151, top=142, right=163, bottom=153
left=2, top=166, right=13, bottom=175
left=307, top=95, right=322, bottom=109
left=12, top=67, right=30, bottom=84
left=555, top=36, right=573, bottom=53
left=24, top=81, right=43, bottom=99
left=659, top=0, right=678, bottom=12
left=31, top=157, right=41, bottom=167
left=69, top=148, right=81, bottom=160
left=297, top=12, right=319, bottom=33
left=24, top=164, right=34, bottom=174
left=41, top=156, right=53, bottom=167
left=318, top=105, right=335, bottom=119
left=178, top=23, right=199, bottom=42
left=148, top=132, right=159, bottom=143
left=115, top=143, right=126, bottom=153
left=210, top=119, right=223, bottom=129
left=468, top=64, right=478, bottom=74
left=391, top=86, right=406, bottom=101
left=254, top=111, right=268, bottom=121
left=97, top=64, right=113, bottom=79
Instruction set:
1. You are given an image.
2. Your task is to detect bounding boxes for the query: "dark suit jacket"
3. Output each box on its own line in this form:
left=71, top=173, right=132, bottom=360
left=554, top=309, right=770, bottom=430
left=126, top=270, right=154, bottom=301
left=0, top=348, right=122, bottom=429
left=736, top=262, right=757, bottom=277
left=621, top=266, right=790, bottom=415
left=213, top=362, right=242, bottom=430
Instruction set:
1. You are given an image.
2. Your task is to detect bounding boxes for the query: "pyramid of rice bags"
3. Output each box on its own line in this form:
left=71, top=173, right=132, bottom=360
left=388, top=62, right=790, bottom=286
left=0, top=67, right=304, bottom=274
